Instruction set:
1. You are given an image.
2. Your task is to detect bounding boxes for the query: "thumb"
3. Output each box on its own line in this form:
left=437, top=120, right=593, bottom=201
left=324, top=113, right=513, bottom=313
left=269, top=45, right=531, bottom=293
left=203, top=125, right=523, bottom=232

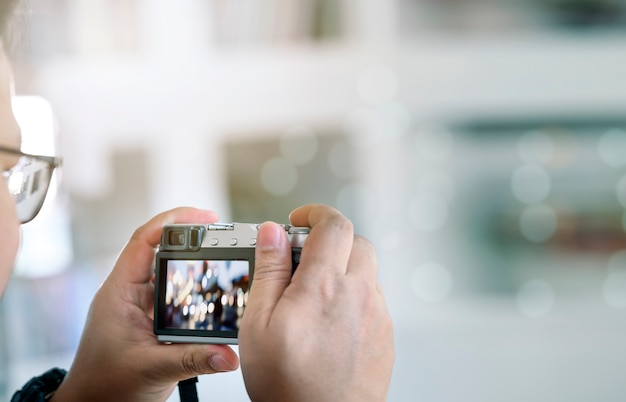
left=245, top=222, right=292, bottom=322
left=150, top=344, right=239, bottom=380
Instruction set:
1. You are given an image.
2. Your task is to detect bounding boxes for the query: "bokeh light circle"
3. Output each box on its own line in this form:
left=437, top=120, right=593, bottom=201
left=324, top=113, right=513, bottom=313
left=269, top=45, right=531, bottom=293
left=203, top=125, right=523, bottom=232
left=381, top=231, right=401, bottom=252
left=519, top=204, right=558, bottom=243
left=598, top=128, right=626, bottom=167
left=279, top=125, right=318, bottom=165
left=356, top=65, right=399, bottom=105
left=260, top=157, right=298, bottom=196
left=411, top=262, right=453, bottom=303
left=414, top=125, right=453, bottom=161
left=327, top=141, right=356, bottom=179
left=517, top=130, right=553, bottom=165
left=608, top=249, right=626, bottom=273
left=511, top=164, right=551, bottom=204
left=603, top=272, right=626, bottom=308
left=517, top=279, right=555, bottom=317
left=409, top=191, right=448, bottom=232
left=615, top=173, right=626, bottom=208
left=604, top=249, right=626, bottom=308
left=380, top=102, right=412, bottom=137
left=336, top=184, right=377, bottom=217
left=417, top=170, right=456, bottom=202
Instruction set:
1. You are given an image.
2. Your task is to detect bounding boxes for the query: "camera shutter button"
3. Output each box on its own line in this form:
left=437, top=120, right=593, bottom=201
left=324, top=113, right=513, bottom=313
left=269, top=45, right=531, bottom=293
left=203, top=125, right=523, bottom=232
left=210, top=238, right=219, bottom=246
left=230, top=238, right=238, bottom=246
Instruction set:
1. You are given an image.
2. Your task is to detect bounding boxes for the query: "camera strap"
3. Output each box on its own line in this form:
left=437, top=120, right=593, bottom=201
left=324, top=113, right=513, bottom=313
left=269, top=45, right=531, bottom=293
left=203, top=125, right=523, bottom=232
left=178, top=376, right=199, bottom=402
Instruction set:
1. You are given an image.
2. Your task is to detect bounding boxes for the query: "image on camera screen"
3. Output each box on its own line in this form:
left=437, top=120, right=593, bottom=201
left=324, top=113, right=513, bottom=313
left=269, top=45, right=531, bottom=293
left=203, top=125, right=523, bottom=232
left=164, top=259, right=250, bottom=332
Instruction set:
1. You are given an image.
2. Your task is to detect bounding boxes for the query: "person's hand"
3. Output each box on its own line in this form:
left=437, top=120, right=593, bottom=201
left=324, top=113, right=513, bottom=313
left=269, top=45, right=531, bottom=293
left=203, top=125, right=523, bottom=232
left=52, top=207, right=240, bottom=402
left=239, top=204, right=394, bottom=401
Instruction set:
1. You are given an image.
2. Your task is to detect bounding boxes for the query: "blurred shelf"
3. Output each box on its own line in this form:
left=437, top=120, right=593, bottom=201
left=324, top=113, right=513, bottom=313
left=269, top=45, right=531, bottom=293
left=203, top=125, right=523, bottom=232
left=29, top=32, right=626, bottom=135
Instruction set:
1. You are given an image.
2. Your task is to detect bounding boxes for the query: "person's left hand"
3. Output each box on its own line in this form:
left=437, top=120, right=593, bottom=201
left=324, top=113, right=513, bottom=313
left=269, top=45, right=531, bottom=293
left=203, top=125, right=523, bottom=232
left=52, top=207, right=239, bottom=402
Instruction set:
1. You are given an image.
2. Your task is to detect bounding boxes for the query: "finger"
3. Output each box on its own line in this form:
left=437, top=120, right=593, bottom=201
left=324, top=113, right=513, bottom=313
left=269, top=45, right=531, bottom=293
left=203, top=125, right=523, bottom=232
left=112, top=207, right=219, bottom=284
left=345, top=235, right=378, bottom=280
left=147, top=343, right=240, bottom=381
left=289, top=204, right=354, bottom=278
left=243, top=222, right=292, bottom=325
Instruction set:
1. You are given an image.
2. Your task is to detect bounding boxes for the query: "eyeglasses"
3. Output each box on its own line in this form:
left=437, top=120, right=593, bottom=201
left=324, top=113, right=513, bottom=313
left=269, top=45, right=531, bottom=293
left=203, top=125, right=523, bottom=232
left=0, top=146, right=62, bottom=224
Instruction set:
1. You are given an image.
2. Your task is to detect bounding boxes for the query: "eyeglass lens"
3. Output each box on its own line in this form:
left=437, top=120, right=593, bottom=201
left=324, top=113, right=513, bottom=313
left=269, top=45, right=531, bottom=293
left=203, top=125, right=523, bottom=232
left=4, top=155, right=54, bottom=223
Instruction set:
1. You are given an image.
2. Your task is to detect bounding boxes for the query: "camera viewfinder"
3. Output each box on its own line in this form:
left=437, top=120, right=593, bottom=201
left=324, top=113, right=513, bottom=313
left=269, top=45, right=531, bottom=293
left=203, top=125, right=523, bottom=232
left=169, top=230, right=185, bottom=246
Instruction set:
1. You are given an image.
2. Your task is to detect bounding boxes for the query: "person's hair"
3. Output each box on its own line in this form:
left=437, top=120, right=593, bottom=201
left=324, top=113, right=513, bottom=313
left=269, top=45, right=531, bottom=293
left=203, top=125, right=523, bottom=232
left=0, top=0, right=21, bottom=50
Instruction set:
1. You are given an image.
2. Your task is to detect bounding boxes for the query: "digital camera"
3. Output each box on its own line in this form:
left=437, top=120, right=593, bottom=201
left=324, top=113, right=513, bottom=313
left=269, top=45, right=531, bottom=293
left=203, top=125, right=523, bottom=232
left=154, top=223, right=309, bottom=344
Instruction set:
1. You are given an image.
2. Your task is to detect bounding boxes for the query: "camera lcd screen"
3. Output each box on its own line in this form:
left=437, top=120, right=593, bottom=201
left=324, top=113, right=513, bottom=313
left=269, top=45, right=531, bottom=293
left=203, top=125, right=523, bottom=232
left=164, top=259, right=250, bottom=332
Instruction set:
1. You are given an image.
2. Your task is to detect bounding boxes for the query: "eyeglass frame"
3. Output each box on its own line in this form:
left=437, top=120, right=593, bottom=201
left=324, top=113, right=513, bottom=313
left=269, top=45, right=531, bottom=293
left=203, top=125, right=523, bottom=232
left=0, top=145, right=62, bottom=223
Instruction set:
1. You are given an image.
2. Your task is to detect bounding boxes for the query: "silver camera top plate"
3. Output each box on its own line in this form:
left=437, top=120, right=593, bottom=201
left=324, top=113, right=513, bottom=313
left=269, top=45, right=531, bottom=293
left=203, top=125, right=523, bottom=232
left=161, top=223, right=309, bottom=251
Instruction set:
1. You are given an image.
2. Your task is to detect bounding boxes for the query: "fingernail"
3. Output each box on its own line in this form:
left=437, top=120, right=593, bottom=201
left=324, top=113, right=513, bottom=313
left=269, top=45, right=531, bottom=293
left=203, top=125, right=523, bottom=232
left=210, top=355, right=235, bottom=372
left=257, top=222, right=281, bottom=251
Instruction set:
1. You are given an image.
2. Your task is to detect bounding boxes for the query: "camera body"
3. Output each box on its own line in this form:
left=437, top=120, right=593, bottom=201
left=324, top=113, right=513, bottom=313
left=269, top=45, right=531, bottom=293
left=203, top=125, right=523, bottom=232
left=154, top=223, right=309, bottom=344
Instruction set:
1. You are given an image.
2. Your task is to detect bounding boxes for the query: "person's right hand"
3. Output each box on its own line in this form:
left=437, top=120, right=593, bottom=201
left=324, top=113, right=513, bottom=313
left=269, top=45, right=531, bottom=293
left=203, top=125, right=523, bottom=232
left=239, top=204, right=394, bottom=401
left=51, top=207, right=239, bottom=402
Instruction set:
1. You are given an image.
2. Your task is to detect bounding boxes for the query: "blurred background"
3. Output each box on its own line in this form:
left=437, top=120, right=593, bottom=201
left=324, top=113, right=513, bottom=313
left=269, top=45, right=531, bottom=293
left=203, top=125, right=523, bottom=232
left=2, top=0, right=626, bottom=400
